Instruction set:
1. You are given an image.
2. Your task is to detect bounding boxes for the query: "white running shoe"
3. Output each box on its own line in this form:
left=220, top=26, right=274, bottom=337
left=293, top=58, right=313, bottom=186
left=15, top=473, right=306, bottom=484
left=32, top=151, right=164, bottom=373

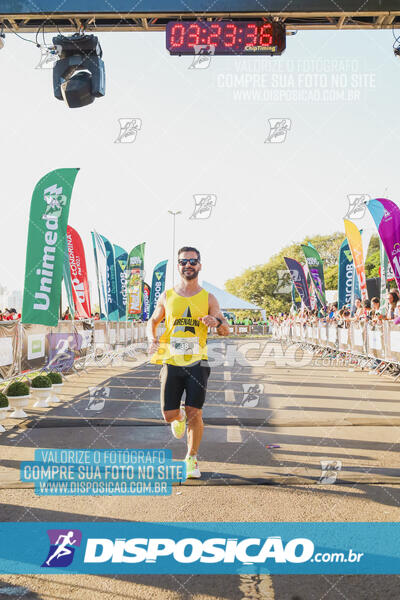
left=185, top=455, right=201, bottom=479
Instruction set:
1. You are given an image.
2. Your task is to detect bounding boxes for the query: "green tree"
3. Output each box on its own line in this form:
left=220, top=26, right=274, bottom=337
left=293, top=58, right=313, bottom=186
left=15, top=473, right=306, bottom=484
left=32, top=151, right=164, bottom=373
left=224, top=232, right=380, bottom=313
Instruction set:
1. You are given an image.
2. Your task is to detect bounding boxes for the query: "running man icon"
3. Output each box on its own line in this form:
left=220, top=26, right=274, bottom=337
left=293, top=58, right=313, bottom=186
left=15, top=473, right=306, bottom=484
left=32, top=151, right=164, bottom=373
left=241, top=384, right=263, bottom=408
left=46, top=531, right=76, bottom=566
left=42, top=529, right=82, bottom=568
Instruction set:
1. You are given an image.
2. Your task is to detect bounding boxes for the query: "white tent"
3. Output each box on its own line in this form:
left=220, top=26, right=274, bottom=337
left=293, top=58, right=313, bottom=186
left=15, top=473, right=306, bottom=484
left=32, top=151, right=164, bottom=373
left=201, top=281, right=261, bottom=311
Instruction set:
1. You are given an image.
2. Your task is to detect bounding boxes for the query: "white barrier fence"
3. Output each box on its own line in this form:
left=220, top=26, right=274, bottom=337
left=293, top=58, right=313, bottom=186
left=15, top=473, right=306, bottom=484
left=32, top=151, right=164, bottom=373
left=0, top=320, right=272, bottom=382
left=211, top=324, right=270, bottom=336
left=272, top=321, right=400, bottom=365
left=0, top=320, right=162, bottom=382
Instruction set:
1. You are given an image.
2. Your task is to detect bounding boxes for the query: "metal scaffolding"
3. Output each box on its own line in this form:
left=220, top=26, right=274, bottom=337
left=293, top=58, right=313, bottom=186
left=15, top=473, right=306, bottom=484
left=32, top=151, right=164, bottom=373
left=0, top=11, right=400, bottom=33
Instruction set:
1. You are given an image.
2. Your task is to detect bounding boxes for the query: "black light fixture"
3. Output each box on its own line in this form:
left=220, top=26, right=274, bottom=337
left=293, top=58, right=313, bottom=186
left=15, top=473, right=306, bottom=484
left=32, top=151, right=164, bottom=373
left=0, top=25, right=5, bottom=50
left=52, top=33, right=105, bottom=108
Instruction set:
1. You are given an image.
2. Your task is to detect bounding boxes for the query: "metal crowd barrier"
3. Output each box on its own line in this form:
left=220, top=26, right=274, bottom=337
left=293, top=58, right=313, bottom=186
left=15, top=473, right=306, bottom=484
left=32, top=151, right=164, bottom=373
left=272, top=320, right=400, bottom=377
left=209, top=324, right=271, bottom=335
left=0, top=320, right=270, bottom=382
left=0, top=320, right=157, bottom=382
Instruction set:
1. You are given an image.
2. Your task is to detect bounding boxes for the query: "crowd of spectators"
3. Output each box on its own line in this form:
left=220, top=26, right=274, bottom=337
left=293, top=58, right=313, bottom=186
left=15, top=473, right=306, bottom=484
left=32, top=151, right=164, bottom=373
left=0, top=308, right=21, bottom=321
left=225, top=316, right=270, bottom=326
left=62, top=308, right=101, bottom=320
left=270, top=290, right=400, bottom=328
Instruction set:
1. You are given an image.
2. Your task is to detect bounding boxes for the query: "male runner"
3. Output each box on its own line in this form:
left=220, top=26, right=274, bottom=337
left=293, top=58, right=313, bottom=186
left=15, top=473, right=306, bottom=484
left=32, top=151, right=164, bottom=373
left=147, top=246, right=229, bottom=478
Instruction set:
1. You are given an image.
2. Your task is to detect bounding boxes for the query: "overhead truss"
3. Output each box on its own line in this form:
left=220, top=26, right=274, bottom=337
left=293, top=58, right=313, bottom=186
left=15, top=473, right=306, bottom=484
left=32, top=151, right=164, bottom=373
left=0, top=11, right=400, bottom=33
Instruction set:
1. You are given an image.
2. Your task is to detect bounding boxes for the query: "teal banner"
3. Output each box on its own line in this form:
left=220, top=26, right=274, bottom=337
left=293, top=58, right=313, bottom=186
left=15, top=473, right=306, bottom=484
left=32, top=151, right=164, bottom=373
left=114, top=245, right=128, bottom=321
left=100, top=234, right=118, bottom=321
left=149, top=260, right=168, bottom=316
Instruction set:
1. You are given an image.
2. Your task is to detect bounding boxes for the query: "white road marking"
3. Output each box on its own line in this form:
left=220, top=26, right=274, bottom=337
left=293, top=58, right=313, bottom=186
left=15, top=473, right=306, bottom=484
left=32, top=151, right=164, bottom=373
left=227, top=426, right=242, bottom=443
left=224, top=371, right=231, bottom=381
left=0, top=588, right=30, bottom=597
left=224, top=389, right=235, bottom=403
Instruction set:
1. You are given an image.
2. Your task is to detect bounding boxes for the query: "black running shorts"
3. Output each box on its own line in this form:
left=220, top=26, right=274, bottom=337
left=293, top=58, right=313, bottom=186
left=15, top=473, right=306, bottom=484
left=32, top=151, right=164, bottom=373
left=159, top=361, right=211, bottom=412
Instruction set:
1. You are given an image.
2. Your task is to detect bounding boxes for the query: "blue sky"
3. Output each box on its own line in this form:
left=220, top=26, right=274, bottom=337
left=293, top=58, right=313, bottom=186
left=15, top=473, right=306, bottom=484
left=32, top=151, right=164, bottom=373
left=0, top=26, right=399, bottom=302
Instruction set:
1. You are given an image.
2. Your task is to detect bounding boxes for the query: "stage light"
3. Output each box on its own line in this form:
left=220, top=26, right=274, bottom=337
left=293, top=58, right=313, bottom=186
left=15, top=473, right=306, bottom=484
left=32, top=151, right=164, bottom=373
left=52, top=33, right=105, bottom=108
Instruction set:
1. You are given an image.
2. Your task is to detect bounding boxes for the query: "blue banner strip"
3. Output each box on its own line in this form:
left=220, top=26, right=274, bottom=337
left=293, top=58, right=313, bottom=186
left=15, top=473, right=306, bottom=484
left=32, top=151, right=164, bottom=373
left=0, top=1, right=395, bottom=14
left=0, top=522, right=399, bottom=574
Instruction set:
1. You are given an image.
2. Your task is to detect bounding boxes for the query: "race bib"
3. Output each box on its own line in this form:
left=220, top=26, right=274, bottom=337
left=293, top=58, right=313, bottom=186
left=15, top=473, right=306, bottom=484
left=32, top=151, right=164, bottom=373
left=170, top=337, right=199, bottom=356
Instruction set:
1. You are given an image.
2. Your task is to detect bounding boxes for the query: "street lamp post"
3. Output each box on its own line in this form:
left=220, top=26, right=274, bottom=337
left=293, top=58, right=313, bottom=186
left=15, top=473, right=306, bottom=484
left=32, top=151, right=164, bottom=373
left=168, top=210, right=182, bottom=288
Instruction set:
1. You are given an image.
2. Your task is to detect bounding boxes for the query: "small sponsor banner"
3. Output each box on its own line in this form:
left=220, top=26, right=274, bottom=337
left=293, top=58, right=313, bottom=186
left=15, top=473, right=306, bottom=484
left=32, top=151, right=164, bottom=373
left=338, top=328, right=349, bottom=344
left=328, top=327, right=337, bottom=343
left=28, top=334, right=46, bottom=360
left=390, top=330, right=400, bottom=352
left=0, top=337, right=13, bottom=367
left=94, top=329, right=105, bottom=343
left=368, top=329, right=382, bottom=350
left=109, top=328, right=116, bottom=345
left=353, top=328, right=364, bottom=348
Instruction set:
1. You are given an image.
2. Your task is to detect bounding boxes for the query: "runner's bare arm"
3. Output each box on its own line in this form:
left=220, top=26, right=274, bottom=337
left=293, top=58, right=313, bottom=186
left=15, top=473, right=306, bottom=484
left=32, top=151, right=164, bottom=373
left=201, top=293, right=230, bottom=336
left=146, top=291, right=166, bottom=352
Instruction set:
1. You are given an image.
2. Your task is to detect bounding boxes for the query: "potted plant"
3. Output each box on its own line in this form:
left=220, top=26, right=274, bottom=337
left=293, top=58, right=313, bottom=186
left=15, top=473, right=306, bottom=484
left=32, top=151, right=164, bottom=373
left=47, top=371, right=63, bottom=403
left=0, top=392, right=8, bottom=431
left=6, top=381, right=31, bottom=418
left=31, top=374, right=53, bottom=408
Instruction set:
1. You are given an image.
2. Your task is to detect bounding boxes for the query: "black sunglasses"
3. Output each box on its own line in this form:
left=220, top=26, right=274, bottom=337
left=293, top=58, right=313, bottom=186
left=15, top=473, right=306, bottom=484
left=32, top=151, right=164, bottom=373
left=178, top=258, right=199, bottom=266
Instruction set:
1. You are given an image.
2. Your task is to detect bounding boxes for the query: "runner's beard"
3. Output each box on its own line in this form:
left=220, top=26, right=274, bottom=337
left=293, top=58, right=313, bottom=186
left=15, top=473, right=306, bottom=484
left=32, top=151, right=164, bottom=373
left=182, top=268, right=198, bottom=281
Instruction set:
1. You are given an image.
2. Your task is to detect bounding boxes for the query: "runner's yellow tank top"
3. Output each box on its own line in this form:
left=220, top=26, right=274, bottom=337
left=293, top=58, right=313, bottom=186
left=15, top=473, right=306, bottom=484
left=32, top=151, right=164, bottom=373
left=151, top=288, right=209, bottom=366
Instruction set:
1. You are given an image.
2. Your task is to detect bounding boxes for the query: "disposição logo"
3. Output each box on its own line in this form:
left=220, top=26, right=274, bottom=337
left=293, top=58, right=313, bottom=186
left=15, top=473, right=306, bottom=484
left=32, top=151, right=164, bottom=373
left=42, top=529, right=82, bottom=568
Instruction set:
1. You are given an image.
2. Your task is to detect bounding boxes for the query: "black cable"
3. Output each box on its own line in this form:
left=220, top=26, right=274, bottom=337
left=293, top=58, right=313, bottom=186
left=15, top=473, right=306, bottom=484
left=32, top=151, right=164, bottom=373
left=35, top=23, right=41, bottom=46
left=392, top=20, right=400, bottom=50
left=13, top=30, right=40, bottom=46
left=392, top=19, right=398, bottom=40
left=55, top=21, right=70, bottom=40
left=34, top=21, right=58, bottom=52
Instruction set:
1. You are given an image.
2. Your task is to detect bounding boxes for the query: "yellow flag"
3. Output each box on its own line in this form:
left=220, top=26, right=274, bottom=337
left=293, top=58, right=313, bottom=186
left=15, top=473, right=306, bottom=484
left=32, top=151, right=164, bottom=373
left=343, top=219, right=368, bottom=301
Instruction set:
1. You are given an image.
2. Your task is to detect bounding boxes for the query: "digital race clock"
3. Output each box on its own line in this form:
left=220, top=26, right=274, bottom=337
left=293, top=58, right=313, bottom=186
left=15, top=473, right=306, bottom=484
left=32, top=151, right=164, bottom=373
left=166, top=20, right=286, bottom=56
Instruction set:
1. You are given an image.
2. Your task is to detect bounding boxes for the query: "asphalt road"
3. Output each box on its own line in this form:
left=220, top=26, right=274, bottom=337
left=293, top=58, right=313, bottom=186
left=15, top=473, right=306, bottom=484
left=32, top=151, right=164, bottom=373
left=0, top=338, right=399, bottom=599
